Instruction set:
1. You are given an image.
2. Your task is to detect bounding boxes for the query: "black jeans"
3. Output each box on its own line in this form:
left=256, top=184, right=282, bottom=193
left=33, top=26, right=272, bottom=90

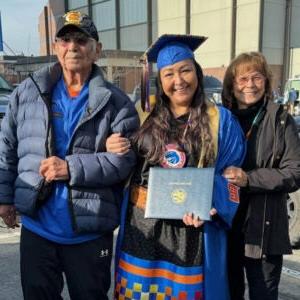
left=228, top=231, right=283, bottom=300
left=20, top=226, right=113, bottom=300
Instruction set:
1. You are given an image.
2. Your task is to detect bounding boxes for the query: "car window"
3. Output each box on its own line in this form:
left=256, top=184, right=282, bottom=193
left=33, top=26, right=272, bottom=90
left=0, top=75, right=13, bottom=91
left=0, top=99, right=9, bottom=105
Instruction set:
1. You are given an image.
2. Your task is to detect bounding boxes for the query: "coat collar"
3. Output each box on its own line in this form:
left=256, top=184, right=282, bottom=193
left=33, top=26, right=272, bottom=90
left=31, top=62, right=111, bottom=113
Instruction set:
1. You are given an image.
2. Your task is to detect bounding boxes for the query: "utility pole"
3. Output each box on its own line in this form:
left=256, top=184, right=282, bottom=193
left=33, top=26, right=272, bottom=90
left=282, top=0, right=292, bottom=92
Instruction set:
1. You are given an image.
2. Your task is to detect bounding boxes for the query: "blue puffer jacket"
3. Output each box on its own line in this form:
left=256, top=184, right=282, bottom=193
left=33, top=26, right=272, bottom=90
left=0, top=63, right=139, bottom=233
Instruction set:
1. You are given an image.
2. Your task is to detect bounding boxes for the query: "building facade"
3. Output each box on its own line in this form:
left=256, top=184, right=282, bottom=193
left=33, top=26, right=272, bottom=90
left=38, top=0, right=66, bottom=56
left=155, top=0, right=300, bottom=89
left=40, top=0, right=300, bottom=92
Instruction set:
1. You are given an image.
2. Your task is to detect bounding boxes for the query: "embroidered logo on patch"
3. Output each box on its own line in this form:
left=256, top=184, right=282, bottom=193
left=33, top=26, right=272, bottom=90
left=64, top=11, right=82, bottom=25
left=161, top=144, right=186, bottom=168
left=228, top=183, right=240, bottom=203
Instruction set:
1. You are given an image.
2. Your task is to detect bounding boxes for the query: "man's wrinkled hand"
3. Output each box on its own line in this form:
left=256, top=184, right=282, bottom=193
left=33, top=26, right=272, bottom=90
left=0, top=204, right=18, bottom=228
left=39, top=156, right=69, bottom=183
left=106, top=133, right=131, bottom=155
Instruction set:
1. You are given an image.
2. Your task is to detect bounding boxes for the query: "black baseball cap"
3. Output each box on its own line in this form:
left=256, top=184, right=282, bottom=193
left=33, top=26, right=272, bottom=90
left=56, top=11, right=99, bottom=41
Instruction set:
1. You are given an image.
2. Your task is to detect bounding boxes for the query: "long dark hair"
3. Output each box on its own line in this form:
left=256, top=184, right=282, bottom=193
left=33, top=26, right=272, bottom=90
left=133, top=60, right=215, bottom=167
left=222, top=51, right=273, bottom=109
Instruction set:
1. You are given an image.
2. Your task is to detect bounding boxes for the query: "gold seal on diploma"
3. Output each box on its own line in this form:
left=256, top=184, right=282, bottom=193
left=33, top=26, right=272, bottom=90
left=171, top=189, right=187, bottom=204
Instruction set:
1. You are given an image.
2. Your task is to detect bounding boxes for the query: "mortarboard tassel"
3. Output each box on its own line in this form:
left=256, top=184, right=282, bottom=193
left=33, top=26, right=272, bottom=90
left=140, top=56, right=150, bottom=112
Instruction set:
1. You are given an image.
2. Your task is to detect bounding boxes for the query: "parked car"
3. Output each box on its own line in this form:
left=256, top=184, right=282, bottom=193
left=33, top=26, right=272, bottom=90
left=0, top=75, right=13, bottom=123
left=130, top=77, right=157, bottom=104
left=288, top=190, right=300, bottom=248
left=203, top=75, right=223, bottom=104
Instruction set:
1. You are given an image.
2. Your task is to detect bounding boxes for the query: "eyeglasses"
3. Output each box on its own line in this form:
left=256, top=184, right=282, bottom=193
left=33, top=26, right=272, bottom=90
left=55, top=33, right=93, bottom=47
left=235, top=74, right=265, bottom=86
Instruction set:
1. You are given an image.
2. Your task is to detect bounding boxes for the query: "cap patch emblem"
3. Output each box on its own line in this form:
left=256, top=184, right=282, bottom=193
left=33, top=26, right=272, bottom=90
left=64, top=11, right=82, bottom=25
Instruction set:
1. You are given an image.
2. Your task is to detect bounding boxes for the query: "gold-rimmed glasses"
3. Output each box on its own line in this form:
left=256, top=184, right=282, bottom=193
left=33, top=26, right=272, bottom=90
left=235, top=73, right=265, bottom=86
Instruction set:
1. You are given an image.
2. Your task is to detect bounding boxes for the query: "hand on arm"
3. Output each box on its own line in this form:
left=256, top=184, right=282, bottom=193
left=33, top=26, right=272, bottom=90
left=182, top=208, right=217, bottom=228
left=223, top=166, right=248, bottom=187
left=39, top=156, right=69, bottom=182
left=106, top=133, right=131, bottom=155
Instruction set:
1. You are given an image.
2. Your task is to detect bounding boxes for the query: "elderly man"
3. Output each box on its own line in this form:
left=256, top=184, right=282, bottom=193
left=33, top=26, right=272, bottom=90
left=0, top=11, right=139, bottom=300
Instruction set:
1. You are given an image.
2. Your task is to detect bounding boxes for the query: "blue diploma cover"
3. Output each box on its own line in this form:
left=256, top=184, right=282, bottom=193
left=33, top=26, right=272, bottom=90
left=145, top=167, right=215, bottom=220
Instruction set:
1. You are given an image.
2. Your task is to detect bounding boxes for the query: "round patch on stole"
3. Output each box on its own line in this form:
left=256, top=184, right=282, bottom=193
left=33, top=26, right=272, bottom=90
left=161, top=144, right=186, bottom=168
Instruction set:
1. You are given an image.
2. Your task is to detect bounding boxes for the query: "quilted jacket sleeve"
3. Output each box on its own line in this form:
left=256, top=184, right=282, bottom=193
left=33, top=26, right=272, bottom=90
left=0, top=88, right=19, bottom=204
left=66, top=91, right=139, bottom=188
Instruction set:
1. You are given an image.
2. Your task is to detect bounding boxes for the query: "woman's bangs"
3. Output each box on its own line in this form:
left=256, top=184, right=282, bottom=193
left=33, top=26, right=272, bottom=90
left=235, top=60, right=265, bottom=77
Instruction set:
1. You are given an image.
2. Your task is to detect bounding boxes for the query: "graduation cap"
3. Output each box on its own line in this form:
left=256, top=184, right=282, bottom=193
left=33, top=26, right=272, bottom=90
left=140, top=34, right=207, bottom=111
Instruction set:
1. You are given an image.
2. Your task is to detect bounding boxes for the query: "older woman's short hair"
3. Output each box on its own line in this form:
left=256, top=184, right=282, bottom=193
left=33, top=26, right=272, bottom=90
left=222, top=52, right=273, bottom=109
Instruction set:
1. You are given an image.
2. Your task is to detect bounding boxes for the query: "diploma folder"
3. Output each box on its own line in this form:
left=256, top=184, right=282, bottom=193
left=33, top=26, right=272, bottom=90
left=145, top=167, right=215, bottom=220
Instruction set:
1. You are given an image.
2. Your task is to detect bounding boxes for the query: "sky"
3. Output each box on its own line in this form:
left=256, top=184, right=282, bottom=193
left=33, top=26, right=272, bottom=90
left=0, top=0, right=48, bottom=56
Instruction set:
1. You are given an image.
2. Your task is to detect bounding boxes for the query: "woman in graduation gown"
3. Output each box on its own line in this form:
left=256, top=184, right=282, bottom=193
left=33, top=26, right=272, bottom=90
left=107, top=34, right=246, bottom=300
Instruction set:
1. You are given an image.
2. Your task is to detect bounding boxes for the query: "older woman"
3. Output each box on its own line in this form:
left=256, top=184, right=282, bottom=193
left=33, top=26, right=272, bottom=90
left=222, top=52, right=300, bottom=300
left=108, top=34, right=246, bottom=300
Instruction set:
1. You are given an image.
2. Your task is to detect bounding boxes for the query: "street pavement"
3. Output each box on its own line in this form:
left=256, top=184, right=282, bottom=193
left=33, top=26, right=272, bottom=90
left=0, top=220, right=113, bottom=300
left=0, top=221, right=299, bottom=300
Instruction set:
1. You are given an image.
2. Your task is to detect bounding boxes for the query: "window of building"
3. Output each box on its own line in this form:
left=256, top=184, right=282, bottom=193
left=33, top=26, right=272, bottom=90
left=151, top=0, right=158, bottom=41
left=99, top=30, right=117, bottom=50
left=120, top=0, right=147, bottom=27
left=91, top=0, right=110, bottom=3
left=120, top=24, right=147, bottom=51
left=68, top=0, right=88, bottom=10
left=92, top=0, right=116, bottom=31
left=72, top=6, right=89, bottom=14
